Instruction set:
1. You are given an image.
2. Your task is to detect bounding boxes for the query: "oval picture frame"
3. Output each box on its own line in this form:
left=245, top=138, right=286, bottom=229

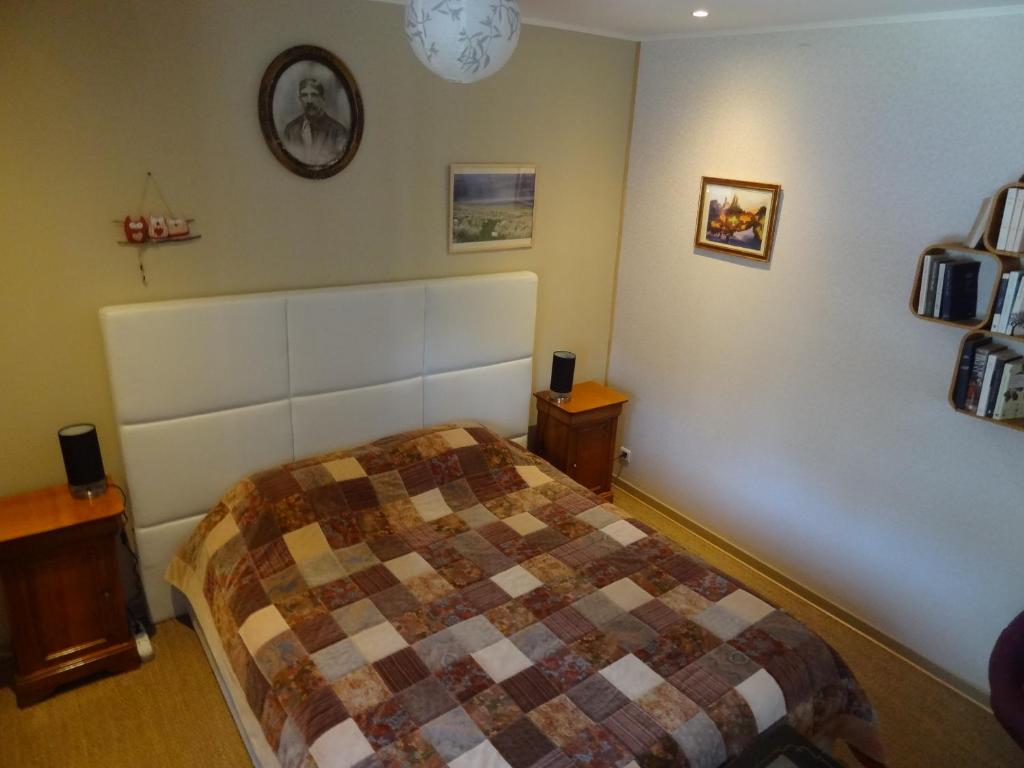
left=258, top=45, right=364, bottom=180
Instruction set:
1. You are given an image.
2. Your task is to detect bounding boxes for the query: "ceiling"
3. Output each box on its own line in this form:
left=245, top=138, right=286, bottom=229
left=379, top=0, right=1024, bottom=40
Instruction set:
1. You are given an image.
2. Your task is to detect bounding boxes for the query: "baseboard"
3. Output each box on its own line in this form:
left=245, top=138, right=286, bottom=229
left=612, top=478, right=992, bottom=711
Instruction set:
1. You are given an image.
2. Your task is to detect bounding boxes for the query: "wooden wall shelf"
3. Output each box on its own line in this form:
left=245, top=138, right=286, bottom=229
left=983, top=183, right=1024, bottom=256
left=910, top=176, right=1024, bottom=433
left=117, top=234, right=201, bottom=247
left=947, top=332, right=1024, bottom=432
left=908, top=243, right=1011, bottom=330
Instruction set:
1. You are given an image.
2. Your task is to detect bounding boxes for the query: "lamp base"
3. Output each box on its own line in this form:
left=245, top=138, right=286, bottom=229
left=68, top=478, right=108, bottom=499
left=550, top=391, right=572, bottom=404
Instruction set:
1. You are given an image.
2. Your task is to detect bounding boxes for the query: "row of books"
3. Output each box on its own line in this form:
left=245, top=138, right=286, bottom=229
left=990, top=269, right=1024, bottom=335
left=954, top=337, right=1024, bottom=420
left=965, top=190, right=1024, bottom=253
left=916, top=254, right=979, bottom=320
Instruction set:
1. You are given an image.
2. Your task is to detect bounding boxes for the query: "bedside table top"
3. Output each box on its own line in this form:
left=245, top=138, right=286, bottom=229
left=533, top=380, right=629, bottom=414
left=0, top=482, right=123, bottom=544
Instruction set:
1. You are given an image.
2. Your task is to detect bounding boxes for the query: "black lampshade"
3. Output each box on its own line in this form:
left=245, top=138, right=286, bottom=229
left=58, top=423, right=107, bottom=498
left=550, top=351, right=576, bottom=399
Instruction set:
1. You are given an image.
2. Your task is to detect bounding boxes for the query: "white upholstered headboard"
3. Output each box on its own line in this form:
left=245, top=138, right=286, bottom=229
left=100, top=272, right=538, bottom=622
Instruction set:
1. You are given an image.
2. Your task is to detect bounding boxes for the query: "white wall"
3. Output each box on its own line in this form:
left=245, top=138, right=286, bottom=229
left=610, top=13, right=1024, bottom=692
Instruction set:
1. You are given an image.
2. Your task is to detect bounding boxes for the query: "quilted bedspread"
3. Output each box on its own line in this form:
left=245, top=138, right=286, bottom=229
left=166, top=423, right=885, bottom=768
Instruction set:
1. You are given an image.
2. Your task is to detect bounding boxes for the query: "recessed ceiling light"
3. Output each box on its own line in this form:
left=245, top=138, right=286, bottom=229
left=692, top=9, right=709, bottom=18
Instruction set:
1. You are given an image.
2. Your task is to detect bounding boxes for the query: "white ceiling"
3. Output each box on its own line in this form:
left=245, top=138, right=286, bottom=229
left=379, top=1, right=1024, bottom=40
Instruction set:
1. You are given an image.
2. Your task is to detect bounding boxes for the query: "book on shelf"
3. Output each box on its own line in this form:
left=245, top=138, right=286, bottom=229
left=1008, top=369, right=1024, bottom=419
left=991, top=273, right=1011, bottom=332
left=939, top=259, right=980, bottom=321
left=997, top=189, right=1020, bottom=251
left=964, top=342, right=1005, bottom=412
left=995, top=271, right=1023, bottom=333
left=1013, top=198, right=1024, bottom=253
left=1009, top=189, right=1024, bottom=253
left=965, top=197, right=994, bottom=249
left=1006, top=276, right=1024, bottom=336
left=919, top=253, right=953, bottom=316
left=981, top=349, right=1022, bottom=417
left=953, top=336, right=990, bottom=409
left=918, top=253, right=935, bottom=315
left=933, top=260, right=953, bottom=318
left=993, top=360, right=1024, bottom=420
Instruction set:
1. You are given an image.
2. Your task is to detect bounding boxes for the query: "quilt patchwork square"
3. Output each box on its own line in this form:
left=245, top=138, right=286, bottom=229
left=472, top=638, right=533, bottom=683
left=491, top=716, right=557, bottom=768
left=420, top=707, right=486, bottom=761
left=350, top=622, right=407, bottom=663
left=491, top=565, right=543, bottom=598
left=464, top=685, right=524, bottom=737
left=500, top=665, right=559, bottom=712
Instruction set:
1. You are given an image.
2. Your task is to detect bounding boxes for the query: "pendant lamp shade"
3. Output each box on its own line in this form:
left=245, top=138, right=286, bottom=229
left=405, top=0, right=521, bottom=84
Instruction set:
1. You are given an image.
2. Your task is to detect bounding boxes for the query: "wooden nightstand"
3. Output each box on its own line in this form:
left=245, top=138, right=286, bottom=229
left=0, top=482, right=139, bottom=706
left=533, top=380, right=629, bottom=502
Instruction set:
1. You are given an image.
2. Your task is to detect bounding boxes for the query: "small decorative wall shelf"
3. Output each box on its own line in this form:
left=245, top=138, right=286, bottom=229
left=115, top=172, right=199, bottom=285
left=116, top=230, right=200, bottom=247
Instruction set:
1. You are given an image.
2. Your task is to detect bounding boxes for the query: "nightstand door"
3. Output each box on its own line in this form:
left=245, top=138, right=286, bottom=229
left=567, top=418, right=616, bottom=496
left=3, top=520, right=129, bottom=679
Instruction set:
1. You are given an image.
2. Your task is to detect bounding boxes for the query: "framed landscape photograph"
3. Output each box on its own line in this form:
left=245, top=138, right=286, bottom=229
left=258, top=45, right=364, bottom=180
left=449, top=164, right=536, bottom=253
left=695, top=177, right=782, bottom=262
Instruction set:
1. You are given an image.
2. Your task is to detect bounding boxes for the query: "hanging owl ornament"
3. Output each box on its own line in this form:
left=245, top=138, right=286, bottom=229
left=405, top=0, right=521, bottom=84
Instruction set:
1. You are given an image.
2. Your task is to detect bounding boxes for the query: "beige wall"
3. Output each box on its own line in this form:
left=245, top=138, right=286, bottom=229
left=0, top=0, right=636, bottom=497
left=611, top=15, right=1024, bottom=693
left=0, top=0, right=636, bottom=648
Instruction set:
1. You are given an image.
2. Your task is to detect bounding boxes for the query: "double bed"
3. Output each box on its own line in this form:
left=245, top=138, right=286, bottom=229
left=99, top=272, right=884, bottom=768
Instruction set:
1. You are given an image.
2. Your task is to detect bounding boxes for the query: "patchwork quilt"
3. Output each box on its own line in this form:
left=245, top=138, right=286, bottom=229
left=166, top=424, right=885, bottom=768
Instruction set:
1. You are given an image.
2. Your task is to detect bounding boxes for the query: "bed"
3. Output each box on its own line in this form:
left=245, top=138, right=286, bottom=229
left=99, top=272, right=884, bottom=768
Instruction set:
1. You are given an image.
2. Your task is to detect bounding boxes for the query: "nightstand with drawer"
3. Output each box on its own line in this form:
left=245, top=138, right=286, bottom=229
left=532, top=380, right=629, bottom=503
left=0, top=483, right=139, bottom=706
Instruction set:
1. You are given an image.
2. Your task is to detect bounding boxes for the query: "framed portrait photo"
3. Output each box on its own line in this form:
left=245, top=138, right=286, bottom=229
left=449, top=164, right=536, bottom=253
left=695, top=177, right=782, bottom=262
left=258, top=45, right=364, bottom=180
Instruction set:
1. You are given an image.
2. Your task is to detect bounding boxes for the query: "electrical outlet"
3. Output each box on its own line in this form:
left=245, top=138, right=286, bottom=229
left=618, top=447, right=631, bottom=464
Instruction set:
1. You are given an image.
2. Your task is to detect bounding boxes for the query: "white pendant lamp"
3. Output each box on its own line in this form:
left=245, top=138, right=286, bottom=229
left=405, top=0, right=521, bottom=84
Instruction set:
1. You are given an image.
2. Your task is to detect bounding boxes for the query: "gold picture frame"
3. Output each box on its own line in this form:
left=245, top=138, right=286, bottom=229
left=695, top=177, right=782, bottom=262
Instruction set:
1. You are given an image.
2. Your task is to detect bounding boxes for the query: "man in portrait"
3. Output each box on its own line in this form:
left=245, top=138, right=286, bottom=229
left=282, top=77, right=349, bottom=167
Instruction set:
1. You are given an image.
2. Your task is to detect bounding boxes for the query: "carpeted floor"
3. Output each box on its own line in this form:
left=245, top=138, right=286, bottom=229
left=0, top=489, right=1019, bottom=767
left=0, top=618, right=249, bottom=768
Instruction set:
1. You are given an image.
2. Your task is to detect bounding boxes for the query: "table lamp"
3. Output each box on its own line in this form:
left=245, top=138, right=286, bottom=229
left=57, top=423, right=107, bottom=498
left=550, top=351, right=576, bottom=403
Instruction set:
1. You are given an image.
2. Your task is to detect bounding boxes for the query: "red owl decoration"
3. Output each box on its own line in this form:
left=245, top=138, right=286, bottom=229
left=123, top=216, right=148, bottom=243
left=148, top=215, right=168, bottom=241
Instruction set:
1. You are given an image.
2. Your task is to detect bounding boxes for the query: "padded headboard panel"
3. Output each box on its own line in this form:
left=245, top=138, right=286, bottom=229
left=100, top=272, right=537, bottom=622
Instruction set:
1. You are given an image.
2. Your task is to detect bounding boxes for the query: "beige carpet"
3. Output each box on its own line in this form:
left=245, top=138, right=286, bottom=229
left=0, top=490, right=1019, bottom=767
left=0, top=618, right=249, bottom=768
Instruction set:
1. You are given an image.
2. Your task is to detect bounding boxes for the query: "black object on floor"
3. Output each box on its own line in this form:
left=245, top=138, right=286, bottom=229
left=727, top=724, right=844, bottom=768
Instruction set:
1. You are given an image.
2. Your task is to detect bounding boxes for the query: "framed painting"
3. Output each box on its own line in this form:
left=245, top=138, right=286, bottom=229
left=449, top=164, right=536, bottom=253
left=695, top=177, right=782, bottom=262
left=258, top=45, right=364, bottom=180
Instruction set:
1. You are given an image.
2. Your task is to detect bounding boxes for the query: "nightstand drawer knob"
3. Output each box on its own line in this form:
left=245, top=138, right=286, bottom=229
left=103, top=591, right=111, bottom=600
